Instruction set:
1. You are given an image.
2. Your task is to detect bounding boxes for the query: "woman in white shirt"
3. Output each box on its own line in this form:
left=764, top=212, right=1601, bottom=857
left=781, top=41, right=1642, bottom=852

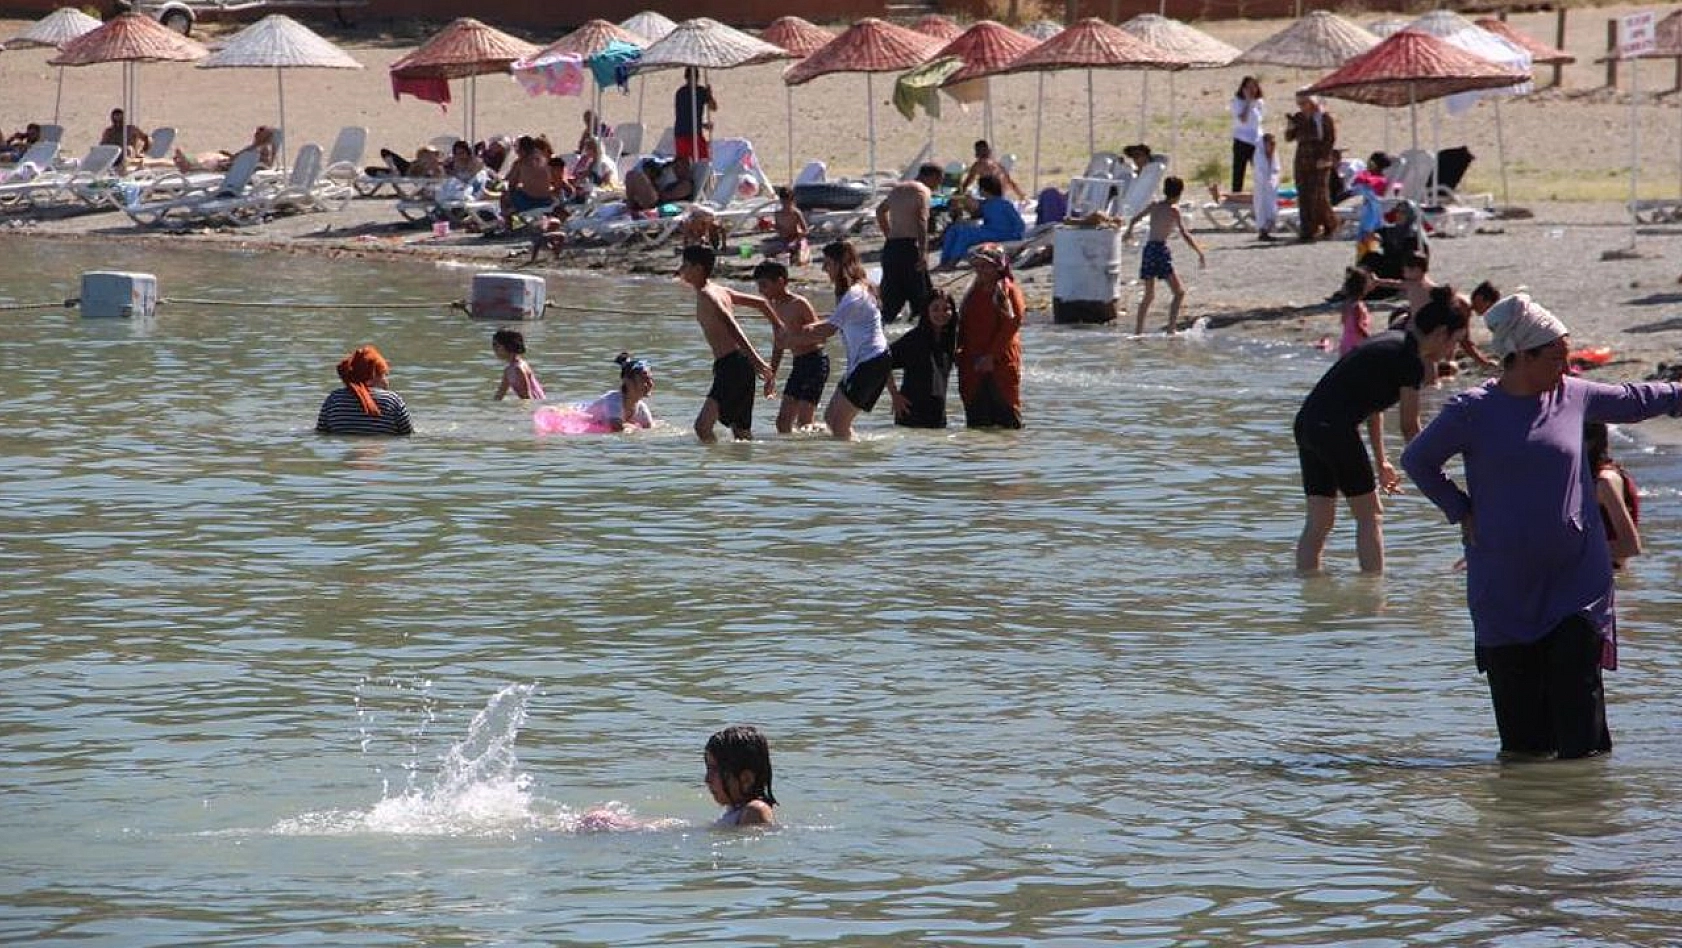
left=1230, top=76, right=1264, bottom=194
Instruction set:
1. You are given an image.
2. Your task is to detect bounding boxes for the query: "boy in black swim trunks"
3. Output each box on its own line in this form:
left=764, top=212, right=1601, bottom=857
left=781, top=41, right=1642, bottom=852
left=679, top=245, right=780, bottom=442
left=754, top=261, right=828, bottom=433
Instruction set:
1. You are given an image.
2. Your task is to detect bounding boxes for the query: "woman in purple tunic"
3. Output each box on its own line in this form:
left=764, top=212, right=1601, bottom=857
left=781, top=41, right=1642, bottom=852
left=1402, top=295, right=1682, bottom=759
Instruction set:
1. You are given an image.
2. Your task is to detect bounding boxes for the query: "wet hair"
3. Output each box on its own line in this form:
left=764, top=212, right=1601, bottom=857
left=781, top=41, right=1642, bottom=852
left=978, top=174, right=1003, bottom=198
left=1403, top=253, right=1430, bottom=274
left=615, top=351, right=652, bottom=382
left=491, top=328, right=526, bottom=355
left=774, top=185, right=792, bottom=202
left=821, top=240, right=870, bottom=298
left=752, top=260, right=789, bottom=282
left=973, top=139, right=991, bottom=156
left=1163, top=176, right=1184, bottom=201
left=1585, top=421, right=1611, bottom=468
left=1122, top=143, right=1152, bottom=164
left=706, top=725, right=776, bottom=807
left=917, top=162, right=945, bottom=183
left=681, top=244, right=716, bottom=277
left=1412, top=285, right=1469, bottom=336
left=1341, top=266, right=1374, bottom=300
left=1470, top=280, right=1500, bottom=307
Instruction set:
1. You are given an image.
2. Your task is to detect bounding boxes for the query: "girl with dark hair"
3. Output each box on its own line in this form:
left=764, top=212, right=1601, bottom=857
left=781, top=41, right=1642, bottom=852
left=580, top=353, right=655, bottom=431
left=1231, top=76, right=1264, bottom=193
left=492, top=328, right=545, bottom=401
left=705, top=725, right=776, bottom=827
left=783, top=241, right=893, bottom=439
left=1293, top=285, right=1469, bottom=573
left=1585, top=421, right=1641, bottom=570
left=889, top=288, right=959, bottom=428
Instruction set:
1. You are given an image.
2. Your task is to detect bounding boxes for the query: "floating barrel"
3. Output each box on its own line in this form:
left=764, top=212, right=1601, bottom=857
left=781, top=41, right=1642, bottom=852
left=468, top=272, right=546, bottom=321
left=1051, top=226, right=1123, bottom=325
left=80, top=271, right=158, bottom=320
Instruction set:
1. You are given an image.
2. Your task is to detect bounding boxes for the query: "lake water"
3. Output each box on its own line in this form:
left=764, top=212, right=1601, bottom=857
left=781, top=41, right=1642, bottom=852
left=4, top=239, right=1682, bottom=946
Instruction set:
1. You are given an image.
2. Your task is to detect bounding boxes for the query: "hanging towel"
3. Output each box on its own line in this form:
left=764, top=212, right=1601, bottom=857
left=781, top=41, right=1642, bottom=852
left=392, top=75, right=450, bottom=110
left=513, top=52, right=585, bottom=97
left=587, top=41, right=642, bottom=93
left=893, top=57, right=964, bottom=121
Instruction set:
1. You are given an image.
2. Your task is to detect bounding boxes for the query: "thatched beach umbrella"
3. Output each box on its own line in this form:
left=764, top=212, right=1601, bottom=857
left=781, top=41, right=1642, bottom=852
left=531, top=20, right=648, bottom=126
left=935, top=20, right=1038, bottom=143
left=639, top=18, right=789, bottom=169
left=979, top=18, right=1185, bottom=167
left=1474, top=18, right=1574, bottom=66
left=1303, top=29, right=1529, bottom=152
left=2, top=7, right=101, bottom=123
left=785, top=19, right=944, bottom=183
left=1236, top=10, right=1378, bottom=69
left=761, top=16, right=835, bottom=182
left=1407, top=10, right=1532, bottom=207
left=620, top=11, right=677, bottom=44
left=1120, top=14, right=1238, bottom=156
left=389, top=18, right=539, bottom=146
left=198, top=15, right=361, bottom=167
left=1022, top=21, right=1064, bottom=42
left=49, top=13, right=208, bottom=134
left=912, top=14, right=964, bottom=43
left=1368, top=19, right=1410, bottom=39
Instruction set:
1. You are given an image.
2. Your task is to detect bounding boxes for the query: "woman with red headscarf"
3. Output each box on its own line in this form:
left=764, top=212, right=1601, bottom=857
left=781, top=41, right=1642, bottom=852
left=956, top=243, right=1025, bottom=429
left=315, top=345, right=413, bottom=436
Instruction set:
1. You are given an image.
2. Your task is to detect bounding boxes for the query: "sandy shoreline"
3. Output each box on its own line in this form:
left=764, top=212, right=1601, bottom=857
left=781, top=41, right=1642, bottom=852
left=4, top=5, right=1682, bottom=379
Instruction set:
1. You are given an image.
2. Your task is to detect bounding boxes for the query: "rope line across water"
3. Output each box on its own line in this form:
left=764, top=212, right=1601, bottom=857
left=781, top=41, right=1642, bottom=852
left=6, top=297, right=679, bottom=317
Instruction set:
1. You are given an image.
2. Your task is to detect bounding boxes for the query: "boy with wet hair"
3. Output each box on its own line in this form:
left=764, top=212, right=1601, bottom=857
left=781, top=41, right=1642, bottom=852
left=679, top=245, right=780, bottom=442
left=1123, top=175, right=1206, bottom=335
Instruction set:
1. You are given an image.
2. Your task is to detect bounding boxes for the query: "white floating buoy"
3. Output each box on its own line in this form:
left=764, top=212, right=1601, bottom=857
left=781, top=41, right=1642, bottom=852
left=468, top=272, right=546, bottom=321
left=1051, top=226, right=1124, bottom=325
left=80, top=271, right=158, bottom=320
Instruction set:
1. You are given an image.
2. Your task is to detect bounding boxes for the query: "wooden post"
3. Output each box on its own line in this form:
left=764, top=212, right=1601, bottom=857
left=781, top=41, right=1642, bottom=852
left=1607, top=19, right=1619, bottom=89
left=1553, top=8, right=1567, bottom=88
left=1008, top=0, right=1019, bottom=22
left=1110, top=0, right=1120, bottom=23
left=1066, top=0, right=1079, bottom=23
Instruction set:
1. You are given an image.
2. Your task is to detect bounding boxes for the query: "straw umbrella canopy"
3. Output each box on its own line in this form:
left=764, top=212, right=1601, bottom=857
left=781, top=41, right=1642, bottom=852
left=198, top=15, right=361, bottom=166
left=912, top=15, right=964, bottom=42
left=1474, top=18, right=1574, bottom=65
left=620, top=11, right=677, bottom=44
left=1406, top=10, right=1532, bottom=206
left=1368, top=19, right=1410, bottom=39
left=979, top=18, right=1185, bottom=163
left=1120, top=14, right=1238, bottom=154
left=639, top=18, right=789, bottom=181
left=49, top=13, right=208, bottom=134
left=785, top=19, right=944, bottom=183
left=1235, top=10, right=1378, bottom=69
left=1023, top=21, right=1064, bottom=42
left=389, top=18, right=539, bottom=145
left=935, top=21, right=1038, bottom=143
left=532, top=19, right=649, bottom=125
left=2, top=7, right=102, bottom=124
left=1303, top=29, right=1529, bottom=150
left=761, top=17, right=835, bottom=182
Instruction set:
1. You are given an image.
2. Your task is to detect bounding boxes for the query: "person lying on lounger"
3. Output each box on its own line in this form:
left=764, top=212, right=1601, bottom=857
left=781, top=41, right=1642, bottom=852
left=174, top=125, right=277, bottom=173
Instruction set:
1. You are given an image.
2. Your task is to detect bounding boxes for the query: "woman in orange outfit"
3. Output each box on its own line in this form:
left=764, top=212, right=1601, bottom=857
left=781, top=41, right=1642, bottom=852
left=955, top=243, right=1026, bottom=429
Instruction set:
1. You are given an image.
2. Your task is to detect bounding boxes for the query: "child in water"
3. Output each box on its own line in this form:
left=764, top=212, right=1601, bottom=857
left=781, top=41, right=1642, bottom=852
left=492, top=328, right=545, bottom=401
left=1338, top=267, right=1377, bottom=356
left=705, top=725, right=776, bottom=827
left=1123, top=175, right=1207, bottom=334
left=582, top=353, right=656, bottom=431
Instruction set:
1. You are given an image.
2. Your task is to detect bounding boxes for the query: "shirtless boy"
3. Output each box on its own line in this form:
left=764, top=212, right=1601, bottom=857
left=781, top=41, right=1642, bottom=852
left=875, top=163, right=944, bottom=323
left=959, top=140, right=1025, bottom=201
left=764, top=187, right=810, bottom=265
left=754, top=261, right=827, bottom=433
left=1123, top=176, right=1207, bottom=334
left=679, top=245, right=781, bottom=442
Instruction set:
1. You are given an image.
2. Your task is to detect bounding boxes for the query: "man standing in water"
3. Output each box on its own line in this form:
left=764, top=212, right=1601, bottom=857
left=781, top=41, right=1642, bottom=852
left=875, top=163, right=944, bottom=324
left=678, top=245, right=779, bottom=442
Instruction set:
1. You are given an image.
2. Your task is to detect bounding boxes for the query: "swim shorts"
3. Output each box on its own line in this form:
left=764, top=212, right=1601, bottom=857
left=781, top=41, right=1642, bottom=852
left=1140, top=240, right=1174, bottom=280
left=709, top=350, right=756, bottom=432
left=839, top=351, right=892, bottom=413
left=1293, top=417, right=1375, bottom=498
left=783, top=351, right=830, bottom=405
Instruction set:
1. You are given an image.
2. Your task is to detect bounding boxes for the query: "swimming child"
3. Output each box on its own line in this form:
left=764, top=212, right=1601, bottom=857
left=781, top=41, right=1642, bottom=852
left=679, top=244, right=780, bottom=442
left=1586, top=421, right=1641, bottom=570
left=1123, top=176, right=1207, bottom=335
left=755, top=260, right=828, bottom=433
left=762, top=186, right=810, bottom=266
left=581, top=353, right=656, bottom=431
left=705, top=725, right=776, bottom=827
left=492, top=328, right=545, bottom=401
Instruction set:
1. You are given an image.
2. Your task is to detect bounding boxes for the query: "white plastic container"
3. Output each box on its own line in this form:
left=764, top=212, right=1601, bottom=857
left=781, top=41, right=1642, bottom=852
left=468, top=272, right=546, bottom=321
left=1051, top=226, right=1123, bottom=324
left=79, top=271, right=158, bottom=320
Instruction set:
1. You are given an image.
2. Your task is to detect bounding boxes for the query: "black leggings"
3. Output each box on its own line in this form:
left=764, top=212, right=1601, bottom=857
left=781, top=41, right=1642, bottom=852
left=1231, top=138, right=1255, bottom=193
left=1476, top=614, right=1612, bottom=759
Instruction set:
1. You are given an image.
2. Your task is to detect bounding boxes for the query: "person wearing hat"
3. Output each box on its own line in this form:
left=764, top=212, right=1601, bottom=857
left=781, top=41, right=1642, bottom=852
left=1402, top=294, right=1682, bottom=760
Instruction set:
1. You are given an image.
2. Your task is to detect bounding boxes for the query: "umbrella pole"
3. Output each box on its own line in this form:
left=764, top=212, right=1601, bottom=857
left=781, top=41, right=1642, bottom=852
left=1168, top=71, right=1178, bottom=162
left=984, top=79, right=993, bottom=143
left=1494, top=97, right=1510, bottom=208
left=1086, top=69, right=1095, bottom=157
left=786, top=85, right=796, bottom=186
left=1431, top=100, right=1441, bottom=201
left=867, top=72, right=877, bottom=184
left=1138, top=72, right=1148, bottom=142
left=1033, top=72, right=1043, bottom=194
left=1631, top=57, right=1641, bottom=250
left=53, top=66, right=64, bottom=126
left=1409, top=84, right=1418, bottom=153
left=277, top=66, right=288, bottom=171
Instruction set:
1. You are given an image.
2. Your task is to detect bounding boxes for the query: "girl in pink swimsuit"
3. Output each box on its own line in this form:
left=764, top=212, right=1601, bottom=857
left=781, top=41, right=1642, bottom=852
left=492, top=328, right=545, bottom=401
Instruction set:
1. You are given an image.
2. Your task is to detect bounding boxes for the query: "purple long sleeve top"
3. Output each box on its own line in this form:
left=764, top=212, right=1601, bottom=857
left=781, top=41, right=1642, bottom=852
left=1401, top=378, right=1682, bottom=647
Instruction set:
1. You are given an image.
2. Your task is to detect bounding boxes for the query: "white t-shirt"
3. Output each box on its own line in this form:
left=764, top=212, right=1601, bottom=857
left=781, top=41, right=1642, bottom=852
left=1230, top=96, right=1264, bottom=146
left=583, top=390, right=654, bottom=430
left=826, top=283, right=889, bottom=373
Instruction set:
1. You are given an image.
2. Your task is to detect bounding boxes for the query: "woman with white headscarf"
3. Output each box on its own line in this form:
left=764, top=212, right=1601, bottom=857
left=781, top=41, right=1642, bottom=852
left=1402, top=295, right=1682, bottom=760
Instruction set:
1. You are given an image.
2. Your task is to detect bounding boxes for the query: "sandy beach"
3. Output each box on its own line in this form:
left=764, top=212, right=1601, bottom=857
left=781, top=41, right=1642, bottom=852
left=3, top=5, right=1682, bottom=377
